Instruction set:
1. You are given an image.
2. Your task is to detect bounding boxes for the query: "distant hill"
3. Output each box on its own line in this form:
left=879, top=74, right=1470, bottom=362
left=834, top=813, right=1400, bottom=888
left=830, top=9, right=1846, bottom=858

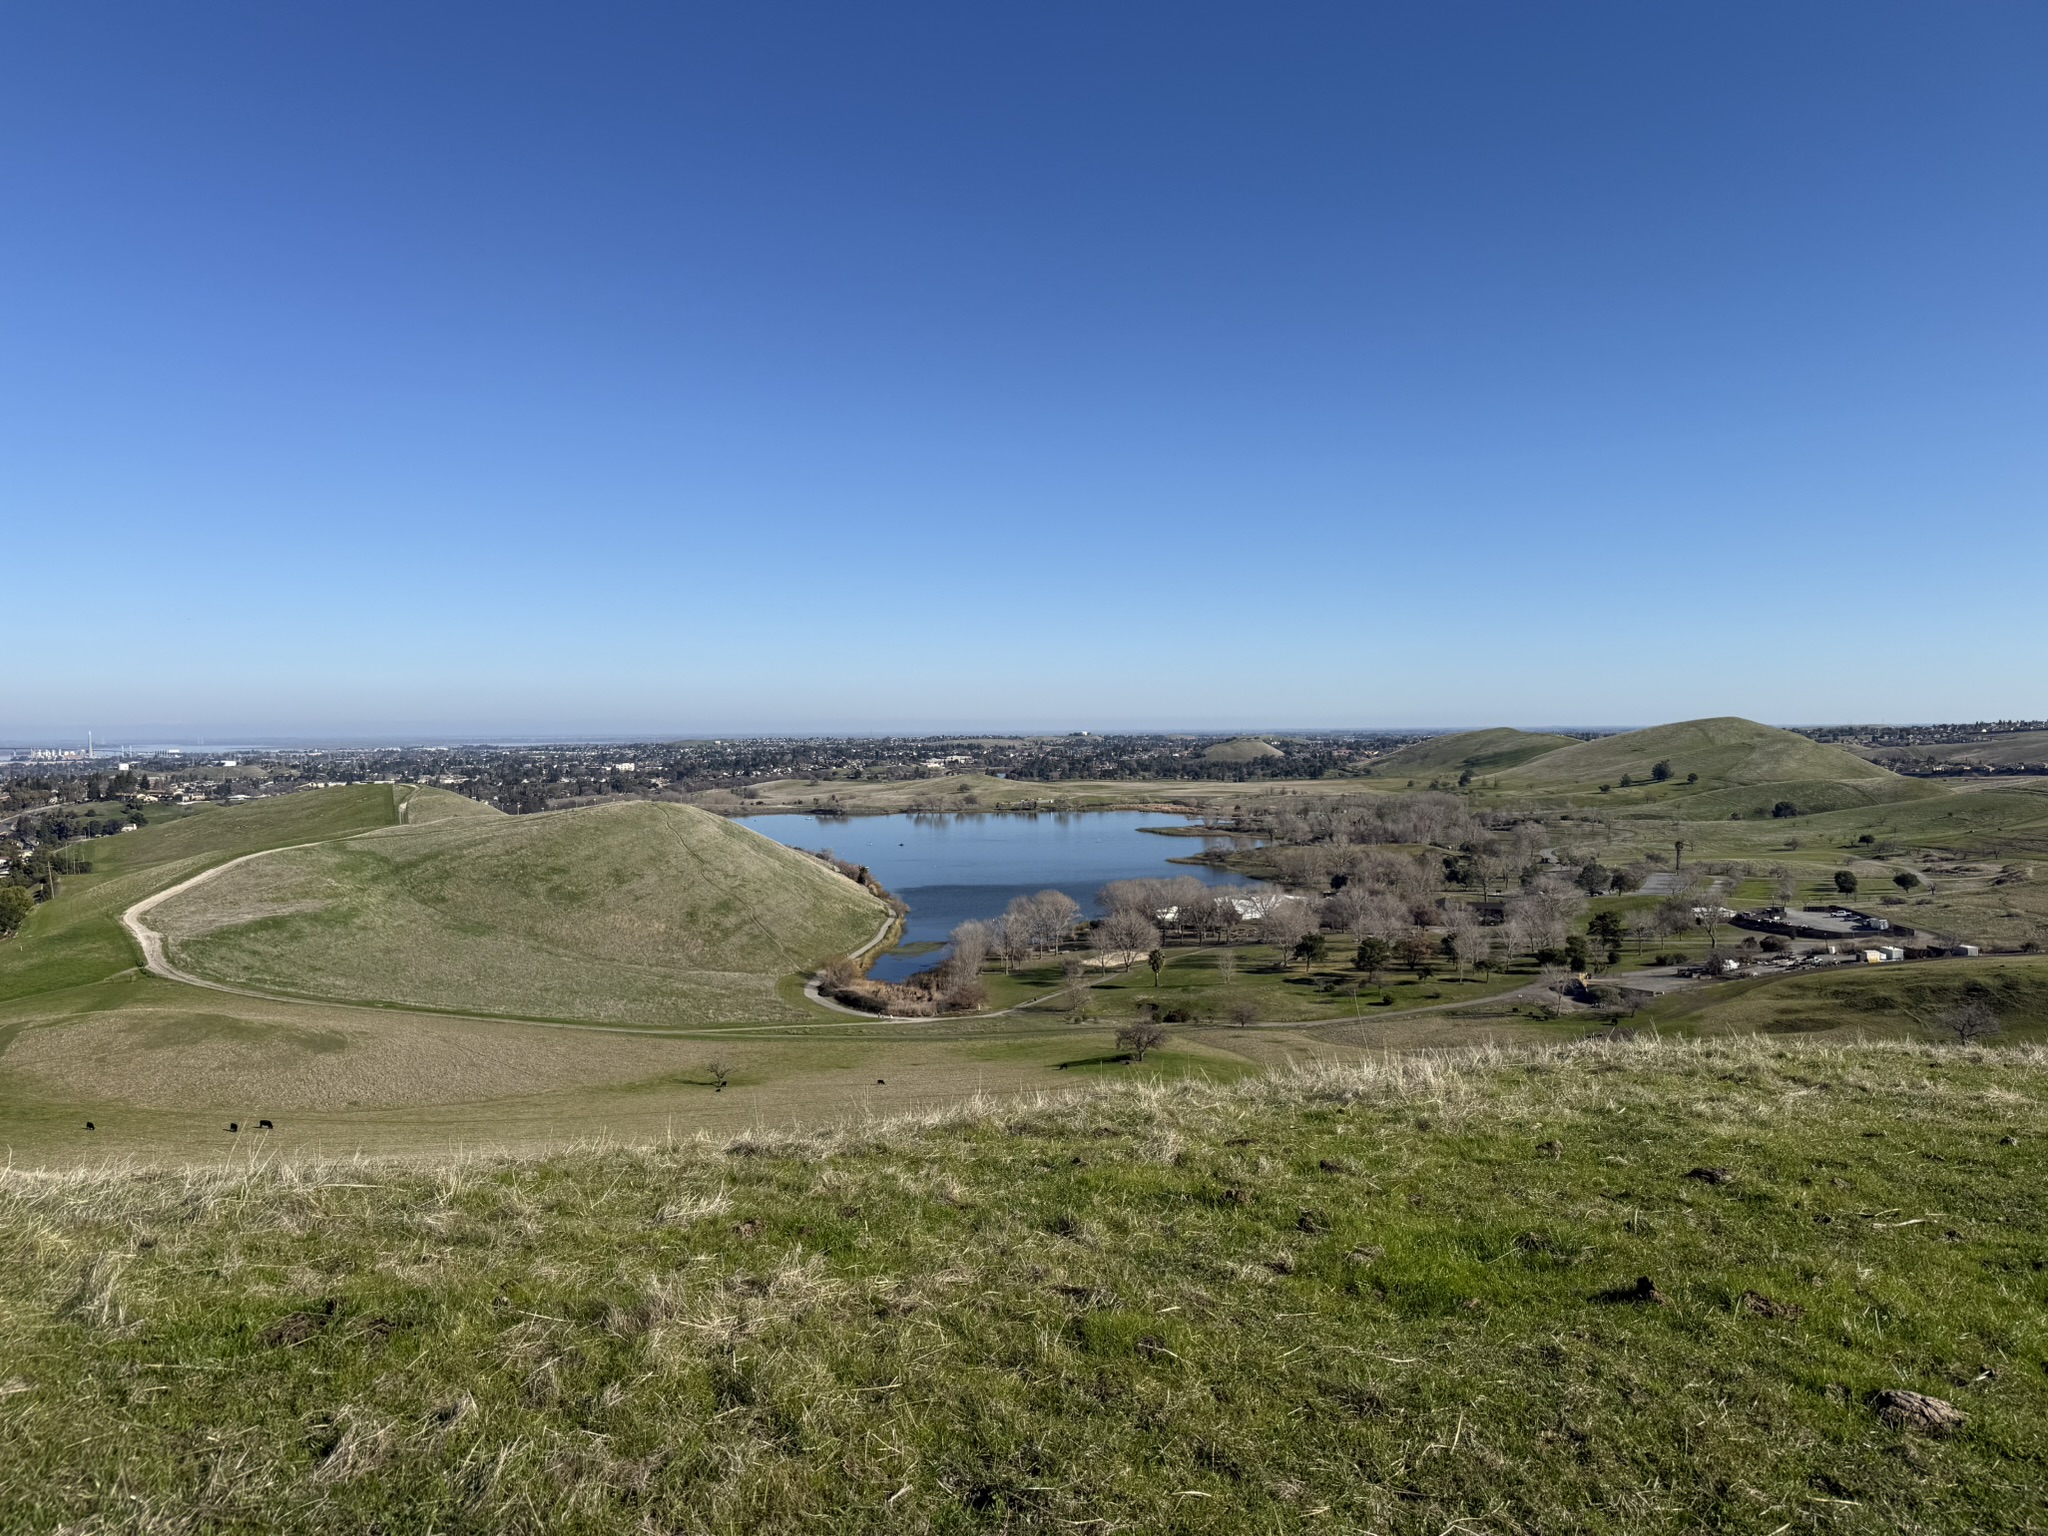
left=1202, top=737, right=1285, bottom=763
left=1503, top=717, right=1895, bottom=790
left=400, top=784, right=506, bottom=823
left=1367, top=728, right=1582, bottom=779
left=148, top=799, right=886, bottom=1026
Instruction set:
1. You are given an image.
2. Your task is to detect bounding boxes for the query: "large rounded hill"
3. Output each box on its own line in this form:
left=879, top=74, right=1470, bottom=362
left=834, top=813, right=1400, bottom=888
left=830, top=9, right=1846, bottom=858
left=145, top=797, right=887, bottom=1027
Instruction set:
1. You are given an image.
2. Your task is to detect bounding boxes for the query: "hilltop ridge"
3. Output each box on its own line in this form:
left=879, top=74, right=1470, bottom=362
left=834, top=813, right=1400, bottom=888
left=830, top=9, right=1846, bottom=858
left=1501, top=716, right=1894, bottom=789
left=1367, top=727, right=1584, bottom=778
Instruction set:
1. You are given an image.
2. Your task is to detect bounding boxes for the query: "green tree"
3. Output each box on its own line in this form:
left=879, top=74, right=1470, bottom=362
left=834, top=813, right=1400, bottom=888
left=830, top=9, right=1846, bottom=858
left=1651, top=760, right=1673, bottom=782
left=1354, top=936, right=1393, bottom=982
left=1834, top=870, right=1859, bottom=895
left=1292, top=933, right=1327, bottom=969
left=1893, top=871, right=1920, bottom=890
left=1147, top=947, right=1165, bottom=983
left=0, top=886, right=32, bottom=936
left=1587, top=910, right=1625, bottom=965
left=1398, top=929, right=1436, bottom=980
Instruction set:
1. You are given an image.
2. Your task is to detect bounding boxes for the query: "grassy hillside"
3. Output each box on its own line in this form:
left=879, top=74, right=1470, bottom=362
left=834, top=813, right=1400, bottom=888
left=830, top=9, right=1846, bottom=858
left=5, top=1038, right=2043, bottom=1533
left=1368, top=727, right=1581, bottom=778
left=1662, top=774, right=1939, bottom=820
left=0, top=787, right=403, bottom=1004
left=1645, top=955, right=2048, bottom=1036
left=148, top=800, right=888, bottom=1027
left=1506, top=716, right=1895, bottom=791
left=401, top=785, right=506, bottom=823
left=1201, top=737, right=1283, bottom=763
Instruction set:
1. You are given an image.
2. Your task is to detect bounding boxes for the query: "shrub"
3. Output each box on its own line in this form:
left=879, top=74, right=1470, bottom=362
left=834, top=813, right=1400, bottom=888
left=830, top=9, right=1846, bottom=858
left=1115, top=1021, right=1168, bottom=1062
left=0, top=886, right=32, bottom=936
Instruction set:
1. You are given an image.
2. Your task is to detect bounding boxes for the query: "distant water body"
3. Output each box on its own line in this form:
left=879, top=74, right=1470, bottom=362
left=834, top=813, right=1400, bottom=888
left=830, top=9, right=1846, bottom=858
left=743, top=811, right=1266, bottom=981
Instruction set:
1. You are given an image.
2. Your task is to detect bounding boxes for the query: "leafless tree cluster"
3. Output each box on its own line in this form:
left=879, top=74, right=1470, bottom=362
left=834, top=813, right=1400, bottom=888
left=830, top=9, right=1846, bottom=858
left=1096, top=876, right=1267, bottom=943
left=1248, top=791, right=1477, bottom=850
left=1504, top=874, right=1588, bottom=954
left=1088, top=909, right=1162, bottom=972
left=989, top=890, right=1082, bottom=968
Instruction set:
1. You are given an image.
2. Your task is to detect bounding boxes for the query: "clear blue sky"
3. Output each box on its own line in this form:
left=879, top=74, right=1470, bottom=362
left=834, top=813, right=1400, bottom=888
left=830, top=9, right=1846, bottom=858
left=5, top=2, right=2044, bottom=742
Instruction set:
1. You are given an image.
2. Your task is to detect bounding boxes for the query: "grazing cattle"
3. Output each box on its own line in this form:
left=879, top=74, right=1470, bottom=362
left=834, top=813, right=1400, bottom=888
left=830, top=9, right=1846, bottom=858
left=258, top=1119, right=273, bottom=1129
left=85, top=1121, right=96, bottom=1130
left=228, top=1122, right=239, bottom=1133
left=876, top=1079, right=886, bottom=1085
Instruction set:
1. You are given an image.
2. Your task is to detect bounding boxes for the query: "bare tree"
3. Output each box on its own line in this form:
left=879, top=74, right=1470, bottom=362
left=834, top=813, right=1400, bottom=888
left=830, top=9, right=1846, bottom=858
left=1102, top=910, right=1162, bottom=971
left=706, top=1058, right=735, bottom=1091
left=945, top=919, right=992, bottom=989
left=989, top=912, right=1031, bottom=972
left=1229, top=998, right=1258, bottom=1028
left=1116, top=1019, right=1168, bottom=1062
left=1214, top=946, right=1237, bottom=984
left=1443, top=906, right=1486, bottom=980
left=1937, top=998, right=2001, bottom=1045
left=1060, top=954, right=1091, bottom=1015
left=1262, top=898, right=1318, bottom=967
left=1033, top=890, right=1083, bottom=954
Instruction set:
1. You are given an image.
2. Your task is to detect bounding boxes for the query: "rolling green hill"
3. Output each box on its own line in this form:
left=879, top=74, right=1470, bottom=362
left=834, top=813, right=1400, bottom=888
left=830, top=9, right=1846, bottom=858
left=401, top=784, right=506, bottom=823
left=0, top=787, right=406, bottom=1006
left=1202, top=737, right=1284, bottom=763
left=146, top=800, right=887, bottom=1027
left=1367, top=727, right=1582, bottom=778
left=1503, top=716, right=1895, bottom=791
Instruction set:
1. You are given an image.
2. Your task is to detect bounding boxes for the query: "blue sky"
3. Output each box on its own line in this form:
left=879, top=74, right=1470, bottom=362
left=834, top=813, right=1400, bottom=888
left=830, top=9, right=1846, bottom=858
left=4, top=2, right=2044, bottom=742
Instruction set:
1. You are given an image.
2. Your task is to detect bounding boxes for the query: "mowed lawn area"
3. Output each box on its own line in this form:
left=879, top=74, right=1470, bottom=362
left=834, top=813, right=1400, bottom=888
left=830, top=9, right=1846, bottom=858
left=4, top=1037, right=2043, bottom=1533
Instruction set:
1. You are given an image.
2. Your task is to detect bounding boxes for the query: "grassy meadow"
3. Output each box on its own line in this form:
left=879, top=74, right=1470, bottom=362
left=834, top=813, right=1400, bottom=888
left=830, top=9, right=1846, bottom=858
left=4, top=1037, right=2044, bottom=1533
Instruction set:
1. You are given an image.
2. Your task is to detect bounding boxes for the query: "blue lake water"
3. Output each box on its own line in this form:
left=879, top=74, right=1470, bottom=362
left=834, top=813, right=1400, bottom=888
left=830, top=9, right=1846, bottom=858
left=743, top=811, right=1265, bottom=981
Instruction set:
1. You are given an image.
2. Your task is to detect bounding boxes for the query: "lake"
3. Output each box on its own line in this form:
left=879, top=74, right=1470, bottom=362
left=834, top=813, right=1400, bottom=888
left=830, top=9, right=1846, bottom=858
left=743, top=811, right=1266, bottom=980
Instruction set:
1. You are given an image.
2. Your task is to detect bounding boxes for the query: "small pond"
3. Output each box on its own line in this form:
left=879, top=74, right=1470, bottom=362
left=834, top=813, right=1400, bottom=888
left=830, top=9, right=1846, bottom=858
left=743, top=811, right=1267, bottom=981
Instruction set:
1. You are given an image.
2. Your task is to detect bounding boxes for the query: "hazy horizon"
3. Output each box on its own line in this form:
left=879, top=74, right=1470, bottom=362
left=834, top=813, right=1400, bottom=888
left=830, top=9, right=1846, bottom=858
left=1, top=713, right=2024, bottom=755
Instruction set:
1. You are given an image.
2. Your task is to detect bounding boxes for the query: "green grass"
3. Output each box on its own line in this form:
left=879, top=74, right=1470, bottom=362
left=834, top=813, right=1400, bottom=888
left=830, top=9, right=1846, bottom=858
left=148, top=800, right=887, bottom=1027
left=1368, top=726, right=1583, bottom=778
left=1644, top=956, right=2048, bottom=1039
left=0, top=787, right=404, bottom=1004
left=5, top=1037, right=2044, bottom=1532
left=1504, top=716, right=1895, bottom=791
